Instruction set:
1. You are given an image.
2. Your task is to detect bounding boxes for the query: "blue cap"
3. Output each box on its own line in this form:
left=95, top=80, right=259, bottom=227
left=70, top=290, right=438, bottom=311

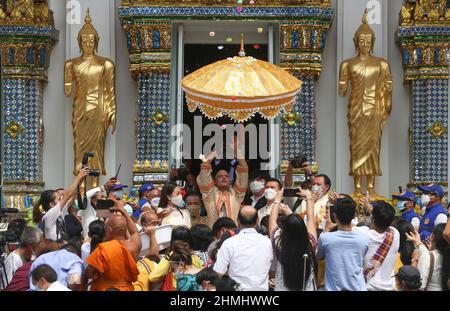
left=139, top=183, right=154, bottom=193
left=417, top=183, right=444, bottom=198
left=110, top=184, right=128, bottom=191
left=392, top=191, right=416, bottom=202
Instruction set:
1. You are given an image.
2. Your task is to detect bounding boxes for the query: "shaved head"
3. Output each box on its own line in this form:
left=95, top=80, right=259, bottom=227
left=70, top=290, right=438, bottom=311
left=105, top=215, right=127, bottom=240
left=238, top=205, right=258, bottom=228
left=141, top=211, right=160, bottom=227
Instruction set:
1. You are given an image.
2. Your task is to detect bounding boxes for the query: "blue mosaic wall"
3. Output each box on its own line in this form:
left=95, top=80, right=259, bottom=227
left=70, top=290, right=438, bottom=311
left=118, top=6, right=334, bottom=19
left=136, top=73, right=171, bottom=163
left=281, top=76, right=316, bottom=163
left=2, top=78, right=42, bottom=181
left=411, top=79, right=448, bottom=183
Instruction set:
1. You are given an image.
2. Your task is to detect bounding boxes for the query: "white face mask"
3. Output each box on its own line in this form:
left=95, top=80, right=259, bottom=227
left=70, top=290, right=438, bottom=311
left=264, top=188, right=277, bottom=200
left=420, top=194, right=430, bottom=206
left=311, top=184, right=323, bottom=196
left=170, top=195, right=183, bottom=207
left=150, top=197, right=160, bottom=208
left=250, top=181, right=265, bottom=193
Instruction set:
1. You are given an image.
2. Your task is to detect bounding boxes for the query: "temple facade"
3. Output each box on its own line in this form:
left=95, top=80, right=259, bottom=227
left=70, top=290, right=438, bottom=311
left=1, top=0, right=449, bottom=208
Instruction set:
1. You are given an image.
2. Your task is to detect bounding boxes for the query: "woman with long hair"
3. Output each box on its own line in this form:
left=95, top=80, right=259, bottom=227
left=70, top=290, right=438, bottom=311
left=190, top=224, right=215, bottom=267
left=32, top=190, right=58, bottom=226
left=269, top=188, right=318, bottom=291
left=81, top=220, right=106, bottom=264
left=149, top=226, right=203, bottom=290
left=395, top=220, right=415, bottom=267
left=407, top=223, right=450, bottom=290
left=169, top=240, right=202, bottom=291
left=158, top=183, right=191, bottom=228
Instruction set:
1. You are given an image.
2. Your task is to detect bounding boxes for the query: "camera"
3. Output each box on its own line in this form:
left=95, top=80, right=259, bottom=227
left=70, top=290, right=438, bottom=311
left=289, top=155, right=313, bottom=189
left=171, top=163, right=190, bottom=181
left=82, top=152, right=100, bottom=176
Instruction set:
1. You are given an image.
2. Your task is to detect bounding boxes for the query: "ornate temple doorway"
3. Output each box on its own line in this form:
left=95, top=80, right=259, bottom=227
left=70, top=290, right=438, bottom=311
left=171, top=21, right=281, bottom=178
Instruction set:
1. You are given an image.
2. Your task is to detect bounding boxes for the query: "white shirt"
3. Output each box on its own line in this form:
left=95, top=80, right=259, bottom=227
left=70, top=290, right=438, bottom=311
left=353, top=226, right=400, bottom=291
left=161, top=208, right=191, bottom=228
left=0, top=251, right=23, bottom=289
left=257, top=205, right=273, bottom=224
left=78, top=187, right=102, bottom=240
left=417, top=245, right=443, bottom=291
left=295, top=195, right=329, bottom=230
left=250, top=194, right=264, bottom=209
left=214, top=228, right=273, bottom=291
left=435, top=213, right=448, bottom=226
left=411, top=217, right=420, bottom=231
left=42, top=202, right=70, bottom=241
left=47, top=281, right=71, bottom=291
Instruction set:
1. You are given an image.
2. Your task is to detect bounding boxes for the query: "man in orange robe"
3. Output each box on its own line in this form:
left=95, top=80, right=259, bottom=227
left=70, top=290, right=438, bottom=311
left=82, top=202, right=141, bottom=291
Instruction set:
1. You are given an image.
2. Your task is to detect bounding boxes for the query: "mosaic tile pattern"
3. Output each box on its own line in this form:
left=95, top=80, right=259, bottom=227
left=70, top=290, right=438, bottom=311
left=0, top=26, right=56, bottom=36
left=118, top=6, right=334, bottom=18
left=281, top=76, right=316, bottom=163
left=398, top=26, right=450, bottom=36
left=411, top=79, right=448, bottom=183
left=2, top=78, right=43, bottom=182
left=136, top=73, right=171, bottom=163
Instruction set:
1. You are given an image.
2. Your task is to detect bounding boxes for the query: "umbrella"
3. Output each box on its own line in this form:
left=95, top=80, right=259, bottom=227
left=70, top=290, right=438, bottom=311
left=181, top=35, right=302, bottom=122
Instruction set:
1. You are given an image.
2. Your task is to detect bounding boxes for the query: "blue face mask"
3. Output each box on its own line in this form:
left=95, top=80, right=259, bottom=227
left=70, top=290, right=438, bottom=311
left=397, top=201, right=406, bottom=211
left=112, top=190, right=124, bottom=200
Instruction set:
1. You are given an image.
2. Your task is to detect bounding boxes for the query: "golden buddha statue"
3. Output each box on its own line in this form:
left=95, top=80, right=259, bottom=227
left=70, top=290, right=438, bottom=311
left=338, top=9, right=393, bottom=197
left=64, top=9, right=116, bottom=184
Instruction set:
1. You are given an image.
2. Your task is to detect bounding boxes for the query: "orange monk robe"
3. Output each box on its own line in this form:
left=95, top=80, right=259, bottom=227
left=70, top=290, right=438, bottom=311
left=86, top=240, right=139, bottom=291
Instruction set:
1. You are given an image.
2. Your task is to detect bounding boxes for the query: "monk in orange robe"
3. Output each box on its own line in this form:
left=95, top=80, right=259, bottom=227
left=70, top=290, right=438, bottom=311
left=82, top=201, right=142, bottom=291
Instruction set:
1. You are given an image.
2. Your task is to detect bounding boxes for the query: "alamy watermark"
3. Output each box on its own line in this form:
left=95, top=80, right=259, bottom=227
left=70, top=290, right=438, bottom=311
left=67, top=0, right=81, bottom=25
left=366, top=0, right=381, bottom=25
left=170, top=116, right=280, bottom=171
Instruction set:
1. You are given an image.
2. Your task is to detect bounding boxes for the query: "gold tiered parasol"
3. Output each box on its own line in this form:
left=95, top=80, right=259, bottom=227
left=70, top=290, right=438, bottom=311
left=181, top=35, right=302, bottom=122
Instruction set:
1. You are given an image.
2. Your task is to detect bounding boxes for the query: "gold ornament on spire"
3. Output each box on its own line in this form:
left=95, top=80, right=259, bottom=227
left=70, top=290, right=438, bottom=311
left=238, top=33, right=246, bottom=57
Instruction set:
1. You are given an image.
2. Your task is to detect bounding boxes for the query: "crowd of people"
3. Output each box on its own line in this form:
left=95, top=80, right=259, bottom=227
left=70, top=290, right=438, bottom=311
left=0, top=152, right=449, bottom=292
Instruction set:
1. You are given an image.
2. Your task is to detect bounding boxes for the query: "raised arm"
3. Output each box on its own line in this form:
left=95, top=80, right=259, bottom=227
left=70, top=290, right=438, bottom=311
left=110, top=200, right=142, bottom=259
left=269, top=189, right=284, bottom=239
left=143, top=225, right=159, bottom=258
left=297, top=187, right=318, bottom=242
left=197, top=151, right=217, bottom=195
left=233, top=161, right=248, bottom=202
left=60, top=167, right=89, bottom=211
left=338, top=61, right=349, bottom=97
left=104, top=60, right=116, bottom=134
left=64, top=61, right=73, bottom=96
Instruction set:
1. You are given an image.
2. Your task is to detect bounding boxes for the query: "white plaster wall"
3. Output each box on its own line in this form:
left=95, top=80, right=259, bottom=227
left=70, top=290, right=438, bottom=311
left=42, top=0, right=411, bottom=197
left=42, top=0, right=67, bottom=189
left=114, top=0, right=136, bottom=187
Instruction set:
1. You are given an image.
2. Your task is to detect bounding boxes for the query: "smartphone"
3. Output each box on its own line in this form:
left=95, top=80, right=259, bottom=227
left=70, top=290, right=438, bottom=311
left=329, top=205, right=337, bottom=223
left=96, top=199, right=115, bottom=209
left=283, top=188, right=298, bottom=197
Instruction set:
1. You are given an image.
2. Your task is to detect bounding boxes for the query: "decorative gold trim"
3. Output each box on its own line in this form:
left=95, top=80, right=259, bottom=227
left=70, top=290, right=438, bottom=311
left=5, top=121, right=22, bottom=139
left=122, top=0, right=330, bottom=7
left=151, top=108, right=169, bottom=126
left=133, top=159, right=169, bottom=173
left=407, top=181, right=448, bottom=187
left=427, top=121, right=446, bottom=139
left=3, top=180, right=45, bottom=186
left=282, top=111, right=299, bottom=126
